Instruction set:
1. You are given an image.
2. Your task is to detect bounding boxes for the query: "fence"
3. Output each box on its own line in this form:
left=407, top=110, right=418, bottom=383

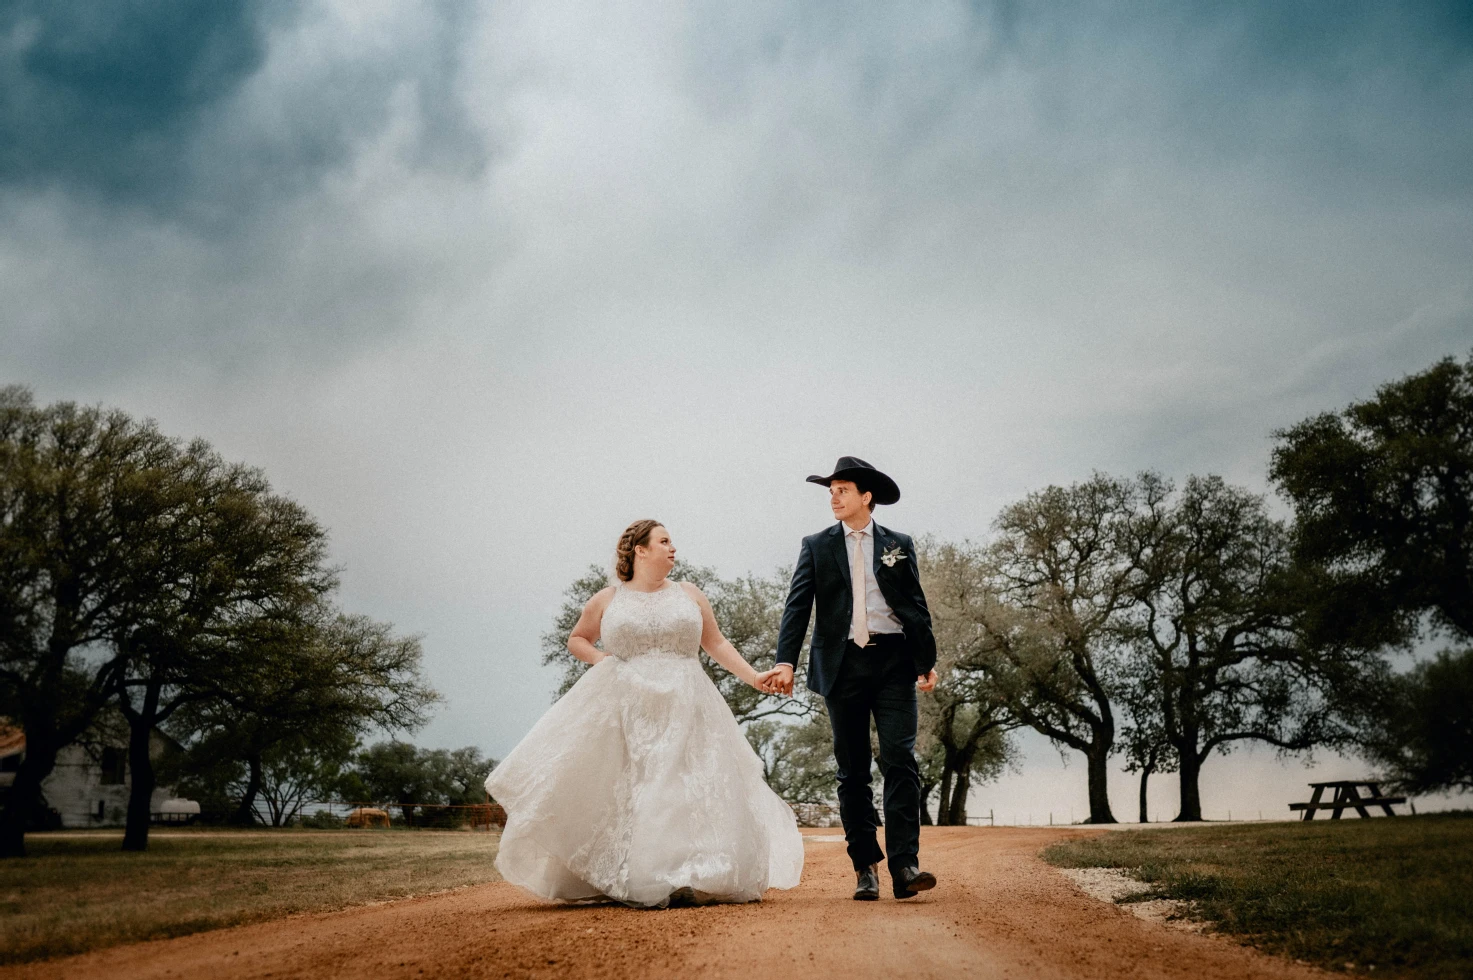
left=791, top=804, right=996, bottom=828
left=298, top=800, right=507, bottom=829
left=790, top=803, right=843, bottom=828
left=296, top=800, right=1268, bottom=830
left=970, top=809, right=1288, bottom=826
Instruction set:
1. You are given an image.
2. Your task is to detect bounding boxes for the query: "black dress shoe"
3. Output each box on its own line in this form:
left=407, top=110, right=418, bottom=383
left=892, top=865, right=937, bottom=899
left=854, top=864, right=880, bottom=901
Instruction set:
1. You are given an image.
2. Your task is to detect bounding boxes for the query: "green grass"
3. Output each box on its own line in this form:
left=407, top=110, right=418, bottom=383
left=1043, top=813, right=1473, bottom=979
left=0, top=828, right=501, bottom=965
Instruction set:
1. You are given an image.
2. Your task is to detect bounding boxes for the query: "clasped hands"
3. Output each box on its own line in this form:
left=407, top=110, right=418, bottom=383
left=753, top=664, right=795, bottom=695
left=753, top=664, right=939, bottom=695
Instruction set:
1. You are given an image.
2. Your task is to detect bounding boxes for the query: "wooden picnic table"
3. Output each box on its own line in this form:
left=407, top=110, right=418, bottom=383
left=1289, top=779, right=1405, bottom=820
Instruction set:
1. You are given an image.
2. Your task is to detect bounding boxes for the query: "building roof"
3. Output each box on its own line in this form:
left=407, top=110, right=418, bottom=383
left=0, top=716, right=177, bottom=760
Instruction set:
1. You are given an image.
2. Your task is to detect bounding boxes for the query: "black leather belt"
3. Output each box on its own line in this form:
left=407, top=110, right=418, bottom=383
left=848, top=633, right=905, bottom=650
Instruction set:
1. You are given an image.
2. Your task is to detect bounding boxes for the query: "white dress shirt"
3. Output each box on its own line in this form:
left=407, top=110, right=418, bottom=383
left=843, top=519, right=904, bottom=639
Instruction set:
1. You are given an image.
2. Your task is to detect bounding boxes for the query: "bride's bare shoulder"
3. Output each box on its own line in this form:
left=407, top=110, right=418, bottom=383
left=586, top=585, right=618, bottom=609
left=677, top=581, right=709, bottom=603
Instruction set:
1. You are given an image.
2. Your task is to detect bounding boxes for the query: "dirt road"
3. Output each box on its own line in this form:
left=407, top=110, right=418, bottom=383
left=7, top=827, right=1324, bottom=980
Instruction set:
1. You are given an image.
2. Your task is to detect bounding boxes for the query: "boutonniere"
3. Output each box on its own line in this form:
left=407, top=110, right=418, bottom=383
left=881, top=546, right=907, bottom=567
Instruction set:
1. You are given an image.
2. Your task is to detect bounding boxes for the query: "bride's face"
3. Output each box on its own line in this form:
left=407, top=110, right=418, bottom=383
left=636, top=526, right=676, bottom=575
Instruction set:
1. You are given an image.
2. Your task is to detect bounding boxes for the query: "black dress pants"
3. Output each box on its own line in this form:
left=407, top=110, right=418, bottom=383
left=823, top=635, right=921, bottom=877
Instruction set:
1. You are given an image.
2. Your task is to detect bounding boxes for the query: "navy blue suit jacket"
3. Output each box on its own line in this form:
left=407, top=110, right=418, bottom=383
left=774, top=522, right=937, bottom=697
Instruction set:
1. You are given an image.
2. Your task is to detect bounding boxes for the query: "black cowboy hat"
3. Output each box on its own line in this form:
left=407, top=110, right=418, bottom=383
left=806, top=456, right=901, bottom=506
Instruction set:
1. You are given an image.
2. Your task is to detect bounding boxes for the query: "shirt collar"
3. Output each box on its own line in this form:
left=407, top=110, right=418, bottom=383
left=842, top=518, right=875, bottom=537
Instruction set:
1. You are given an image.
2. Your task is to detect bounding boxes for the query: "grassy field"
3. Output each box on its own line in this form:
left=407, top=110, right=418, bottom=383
left=1043, top=812, right=1473, bottom=980
left=0, top=828, right=502, bottom=965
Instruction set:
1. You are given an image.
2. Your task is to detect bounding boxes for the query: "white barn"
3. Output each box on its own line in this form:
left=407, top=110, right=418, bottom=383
left=0, top=720, right=184, bottom=829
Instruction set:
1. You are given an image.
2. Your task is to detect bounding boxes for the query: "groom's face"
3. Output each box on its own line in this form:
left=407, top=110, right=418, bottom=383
left=829, top=480, right=872, bottom=524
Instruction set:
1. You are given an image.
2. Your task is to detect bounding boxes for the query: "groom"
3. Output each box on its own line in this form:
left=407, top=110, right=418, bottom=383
left=763, top=456, right=939, bottom=901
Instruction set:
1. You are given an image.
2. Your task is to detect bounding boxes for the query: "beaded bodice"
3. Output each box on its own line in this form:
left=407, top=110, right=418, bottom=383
left=600, top=581, right=702, bottom=661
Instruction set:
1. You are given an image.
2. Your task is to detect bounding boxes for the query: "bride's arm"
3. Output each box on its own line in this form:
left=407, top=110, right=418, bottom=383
left=567, top=587, right=616, bottom=665
left=681, top=583, right=762, bottom=688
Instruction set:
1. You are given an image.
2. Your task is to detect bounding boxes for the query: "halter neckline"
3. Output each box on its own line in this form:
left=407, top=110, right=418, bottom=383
left=618, top=578, right=676, bottom=595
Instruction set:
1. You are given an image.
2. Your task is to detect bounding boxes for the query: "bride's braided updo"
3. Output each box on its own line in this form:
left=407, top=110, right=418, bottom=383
left=614, top=519, right=663, bottom=582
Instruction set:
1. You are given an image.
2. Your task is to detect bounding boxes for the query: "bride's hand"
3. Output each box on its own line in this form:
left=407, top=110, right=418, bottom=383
left=758, top=664, right=794, bottom=696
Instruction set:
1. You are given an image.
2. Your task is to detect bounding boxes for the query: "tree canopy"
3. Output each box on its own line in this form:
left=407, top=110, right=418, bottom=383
left=0, top=388, right=437, bottom=853
left=1274, top=352, right=1473, bottom=794
left=916, top=539, right=1016, bottom=825
left=1356, top=648, right=1473, bottom=794
left=1117, top=474, right=1370, bottom=821
left=1272, top=351, right=1473, bottom=647
left=344, top=740, right=494, bottom=825
left=111, top=443, right=337, bottom=849
left=970, top=474, right=1148, bottom=823
left=174, top=609, right=439, bottom=825
left=0, top=389, right=204, bottom=855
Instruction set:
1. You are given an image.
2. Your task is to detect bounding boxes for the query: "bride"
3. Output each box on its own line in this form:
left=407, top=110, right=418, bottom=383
left=485, top=519, right=805, bottom=908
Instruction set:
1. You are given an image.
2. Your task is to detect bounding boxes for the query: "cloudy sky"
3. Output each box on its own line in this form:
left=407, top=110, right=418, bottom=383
left=5, top=0, right=1471, bottom=821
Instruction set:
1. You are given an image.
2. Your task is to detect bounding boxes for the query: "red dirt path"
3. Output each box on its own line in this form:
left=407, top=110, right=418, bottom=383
left=6, top=827, right=1327, bottom=980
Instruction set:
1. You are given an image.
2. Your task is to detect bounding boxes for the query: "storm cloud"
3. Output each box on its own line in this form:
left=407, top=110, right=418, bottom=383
left=1, top=0, right=483, bottom=216
left=4, top=0, right=1471, bottom=817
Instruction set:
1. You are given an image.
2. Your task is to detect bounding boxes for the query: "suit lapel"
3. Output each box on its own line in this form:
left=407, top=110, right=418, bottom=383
left=828, top=524, right=852, bottom=591
left=870, top=523, right=903, bottom=611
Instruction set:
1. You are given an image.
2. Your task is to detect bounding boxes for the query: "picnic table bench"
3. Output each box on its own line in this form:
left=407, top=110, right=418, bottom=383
left=1289, top=779, right=1405, bottom=820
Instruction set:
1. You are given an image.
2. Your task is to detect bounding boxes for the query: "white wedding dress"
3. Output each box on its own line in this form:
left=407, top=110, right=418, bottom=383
left=485, top=579, right=805, bottom=908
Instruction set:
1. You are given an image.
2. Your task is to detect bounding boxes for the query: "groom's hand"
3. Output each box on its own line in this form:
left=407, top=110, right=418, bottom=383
left=768, top=664, right=795, bottom=696
left=916, top=669, right=938, bottom=692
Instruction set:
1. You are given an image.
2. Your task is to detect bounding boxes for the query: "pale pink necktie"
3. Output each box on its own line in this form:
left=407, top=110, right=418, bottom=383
left=849, top=530, right=870, bottom=647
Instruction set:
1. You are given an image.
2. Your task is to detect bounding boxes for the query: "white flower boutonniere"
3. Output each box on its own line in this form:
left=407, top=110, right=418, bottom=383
left=881, top=545, right=907, bottom=567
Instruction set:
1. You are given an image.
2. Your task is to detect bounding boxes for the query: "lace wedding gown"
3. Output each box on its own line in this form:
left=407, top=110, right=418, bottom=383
left=485, top=579, right=805, bottom=908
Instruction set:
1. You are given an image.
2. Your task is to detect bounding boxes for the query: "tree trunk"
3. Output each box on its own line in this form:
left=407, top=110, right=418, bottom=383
left=122, top=682, right=161, bottom=852
left=936, top=768, right=954, bottom=826
left=1138, top=758, right=1155, bottom=824
left=232, top=753, right=263, bottom=825
left=121, top=724, right=156, bottom=850
left=0, top=726, right=61, bottom=858
left=1084, top=743, right=1117, bottom=824
left=919, top=782, right=935, bottom=826
left=944, top=770, right=971, bottom=826
left=1175, top=751, right=1203, bottom=822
